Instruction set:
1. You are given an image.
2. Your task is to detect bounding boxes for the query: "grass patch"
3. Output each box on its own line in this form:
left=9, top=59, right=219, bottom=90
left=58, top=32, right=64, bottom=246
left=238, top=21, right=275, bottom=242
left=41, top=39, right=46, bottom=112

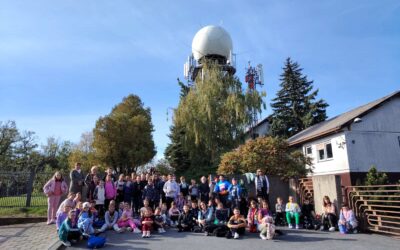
left=0, top=196, right=47, bottom=217
left=0, top=196, right=47, bottom=207
left=0, top=207, right=47, bottom=217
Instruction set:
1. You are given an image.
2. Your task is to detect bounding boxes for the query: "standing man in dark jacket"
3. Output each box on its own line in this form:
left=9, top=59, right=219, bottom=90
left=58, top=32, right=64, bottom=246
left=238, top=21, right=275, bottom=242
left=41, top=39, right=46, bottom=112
left=69, top=163, right=85, bottom=195
left=199, top=176, right=210, bottom=204
left=132, top=176, right=143, bottom=215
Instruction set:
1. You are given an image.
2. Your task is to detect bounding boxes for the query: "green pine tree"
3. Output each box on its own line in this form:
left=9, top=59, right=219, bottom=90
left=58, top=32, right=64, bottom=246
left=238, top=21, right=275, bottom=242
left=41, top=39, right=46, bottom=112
left=269, top=58, right=328, bottom=138
left=365, top=165, right=388, bottom=186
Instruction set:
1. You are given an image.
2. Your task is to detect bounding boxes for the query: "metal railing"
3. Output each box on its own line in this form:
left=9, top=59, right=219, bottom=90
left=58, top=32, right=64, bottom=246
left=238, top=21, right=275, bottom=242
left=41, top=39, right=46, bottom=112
left=0, top=171, right=63, bottom=209
left=344, top=184, right=400, bottom=236
left=298, top=177, right=314, bottom=204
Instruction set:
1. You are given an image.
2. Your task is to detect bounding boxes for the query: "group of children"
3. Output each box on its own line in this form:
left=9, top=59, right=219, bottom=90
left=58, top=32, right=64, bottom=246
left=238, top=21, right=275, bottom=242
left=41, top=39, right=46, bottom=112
left=49, top=170, right=359, bottom=247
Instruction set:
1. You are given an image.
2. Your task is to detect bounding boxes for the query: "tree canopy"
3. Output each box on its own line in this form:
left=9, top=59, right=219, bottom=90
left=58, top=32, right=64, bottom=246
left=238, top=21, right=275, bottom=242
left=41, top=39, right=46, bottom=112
left=169, top=60, right=266, bottom=178
left=218, top=136, right=311, bottom=180
left=269, top=58, right=328, bottom=138
left=93, top=94, right=156, bottom=174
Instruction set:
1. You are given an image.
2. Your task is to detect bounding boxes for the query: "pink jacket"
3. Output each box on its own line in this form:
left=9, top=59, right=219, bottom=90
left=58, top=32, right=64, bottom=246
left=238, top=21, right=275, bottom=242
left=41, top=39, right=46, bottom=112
left=43, top=179, right=68, bottom=196
left=105, top=181, right=116, bottom=199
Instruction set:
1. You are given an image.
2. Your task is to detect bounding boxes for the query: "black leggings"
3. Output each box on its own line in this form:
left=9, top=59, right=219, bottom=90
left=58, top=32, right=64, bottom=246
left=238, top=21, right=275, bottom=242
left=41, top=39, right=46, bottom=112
left=321, top=213, right=337, bottom=228
left=230, top=226, right=245, bottom=235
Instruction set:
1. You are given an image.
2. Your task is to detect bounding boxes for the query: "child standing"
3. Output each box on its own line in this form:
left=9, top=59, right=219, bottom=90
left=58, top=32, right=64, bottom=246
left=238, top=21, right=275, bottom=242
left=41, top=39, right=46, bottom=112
left=189, top=179, right=199, bottom=201
left=104, top=175, right=116, bottom=211
left=228, top=178, right=242, bottom=213
left=175, top=192, right=187, bottom=211
left=58, top=210, right=81, bottom=247
left=78, top=202, right=95, bottom=236
left=100, top=203, right=121, bottom=233
left=115, top=174, right=125, bottom=207
left=43, top=171, right=68, bottom=225
left=142, top=178, right=159, bottom=209
left=227, top=207, right=246, bottom=239
left=285, top=196, right=301, bottom=229
left=93, top=180, right=106, bottom=218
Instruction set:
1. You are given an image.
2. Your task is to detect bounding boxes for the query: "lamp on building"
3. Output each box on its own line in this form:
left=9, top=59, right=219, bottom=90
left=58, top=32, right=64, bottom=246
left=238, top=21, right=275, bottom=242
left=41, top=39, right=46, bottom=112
left=353, top=117, right=362, bottom=123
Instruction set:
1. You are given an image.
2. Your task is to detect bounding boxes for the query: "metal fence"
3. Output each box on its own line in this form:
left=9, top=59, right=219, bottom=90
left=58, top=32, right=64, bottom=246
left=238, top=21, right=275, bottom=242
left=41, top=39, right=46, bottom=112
left=0, top=171, right=62, bottom=209
left=344, top=184, right=400, bottom=237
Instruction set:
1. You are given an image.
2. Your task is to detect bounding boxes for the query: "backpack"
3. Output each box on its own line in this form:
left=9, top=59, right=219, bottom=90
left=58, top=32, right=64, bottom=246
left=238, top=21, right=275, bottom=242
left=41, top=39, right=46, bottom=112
left=87, top=235, right=106, bottom=249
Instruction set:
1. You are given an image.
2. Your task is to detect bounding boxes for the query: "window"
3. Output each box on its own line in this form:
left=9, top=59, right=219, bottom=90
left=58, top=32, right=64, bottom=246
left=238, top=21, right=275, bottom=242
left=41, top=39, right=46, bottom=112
left=317, top=142, right=333, bottom=161
left=306, top=146, right=312, bottom=155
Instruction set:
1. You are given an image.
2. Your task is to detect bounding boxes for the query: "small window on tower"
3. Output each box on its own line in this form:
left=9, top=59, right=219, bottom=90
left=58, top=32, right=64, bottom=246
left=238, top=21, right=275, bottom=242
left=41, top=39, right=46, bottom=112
left=326, top=143, right=333, bottom=158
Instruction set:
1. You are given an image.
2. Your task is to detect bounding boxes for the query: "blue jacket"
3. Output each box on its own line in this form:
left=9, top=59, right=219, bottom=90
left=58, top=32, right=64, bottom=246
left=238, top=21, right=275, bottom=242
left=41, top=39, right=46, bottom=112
left=228, top=184, right=242, bottom=200
left=214, top=180, right=231, bottom=195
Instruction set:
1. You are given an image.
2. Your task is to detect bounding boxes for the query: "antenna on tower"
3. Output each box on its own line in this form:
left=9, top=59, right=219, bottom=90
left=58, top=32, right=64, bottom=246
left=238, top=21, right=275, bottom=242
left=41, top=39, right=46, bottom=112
left=245, top=61, right=264, bottom=139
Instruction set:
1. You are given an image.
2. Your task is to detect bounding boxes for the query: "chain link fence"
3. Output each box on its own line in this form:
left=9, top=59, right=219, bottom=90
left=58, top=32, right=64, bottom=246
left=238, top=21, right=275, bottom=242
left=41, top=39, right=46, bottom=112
left=0, top=171, right=69, bottom=209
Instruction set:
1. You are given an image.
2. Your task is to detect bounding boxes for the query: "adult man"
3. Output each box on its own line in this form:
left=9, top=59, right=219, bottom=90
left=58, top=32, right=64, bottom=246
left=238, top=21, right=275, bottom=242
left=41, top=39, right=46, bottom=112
left=163, top=174, right=179, bottom=209
left=69, top=162, right=85, bottom=195
left=255, top=169, right=270, bottom=204
left=214, top=175, right=231, bottom=207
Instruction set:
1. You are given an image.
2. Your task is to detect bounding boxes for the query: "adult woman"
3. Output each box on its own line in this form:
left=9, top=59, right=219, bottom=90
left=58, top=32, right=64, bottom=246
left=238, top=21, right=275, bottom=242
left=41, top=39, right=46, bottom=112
left=321, top=196, right=337, bottom=231
left=43, top=171, right=68, bottom=224
left=85, top=166, right=99, bottom=201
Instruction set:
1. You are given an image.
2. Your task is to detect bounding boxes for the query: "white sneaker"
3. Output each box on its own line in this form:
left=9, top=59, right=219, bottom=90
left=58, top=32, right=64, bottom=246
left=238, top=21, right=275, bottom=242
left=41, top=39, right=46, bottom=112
left=126, top=227, right=133, bottom=232
left=320, top=226, right=325, bottom=231
left=133, top=228, right=141, bottom=233
left=158, top=228, right=163, bottom=233
left=62, top=241, right=71, bottom=247
left=146, top=232, right=151, bottom=238
left=295, top=224, right=300, bottom=229
left=116, top=228, right=122, bottom=233
left=234, top=232, right=239, bottom=239
left=162, top=228, right=166, bottom=233
left=142, top=233, right=146, bottom=238
left=329, top=227, right=336, bottom=232
left=175, top=221, right=179, bottom=226
left=288, top=224, right=293, bottom=229
left=259, top=233, right=267, bottom=240
left=82, top=232, right=89, bottom=237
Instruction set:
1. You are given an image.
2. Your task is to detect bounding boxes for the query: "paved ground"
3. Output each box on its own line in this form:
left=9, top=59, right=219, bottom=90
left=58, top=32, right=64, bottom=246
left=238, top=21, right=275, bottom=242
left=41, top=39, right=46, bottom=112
left=64, top=227, right=399, bottom=250
left=0, top=223, right=398, bottom=250
left=0, top=222, right=59, bottom=250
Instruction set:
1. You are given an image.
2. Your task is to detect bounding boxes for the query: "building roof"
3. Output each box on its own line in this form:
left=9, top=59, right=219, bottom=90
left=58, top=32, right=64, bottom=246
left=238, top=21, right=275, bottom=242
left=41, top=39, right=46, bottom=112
left=244, top=116, right=269, bottom=135
left=287, top=90, right=400, bottom=146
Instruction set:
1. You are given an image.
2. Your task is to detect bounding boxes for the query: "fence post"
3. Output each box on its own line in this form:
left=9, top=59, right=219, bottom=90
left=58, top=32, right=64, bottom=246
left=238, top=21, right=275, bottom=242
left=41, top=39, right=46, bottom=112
left=25, top=168, right=36, bottom=207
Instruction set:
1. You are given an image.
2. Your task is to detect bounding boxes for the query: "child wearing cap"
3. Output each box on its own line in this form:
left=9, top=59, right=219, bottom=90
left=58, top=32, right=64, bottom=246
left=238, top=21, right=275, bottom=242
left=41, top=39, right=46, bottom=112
left=78, top=202, right=95, bottom=236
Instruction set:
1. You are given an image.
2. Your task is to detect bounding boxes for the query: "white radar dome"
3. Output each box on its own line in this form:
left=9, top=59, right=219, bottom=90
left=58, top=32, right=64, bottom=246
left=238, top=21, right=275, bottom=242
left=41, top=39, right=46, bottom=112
left=192, top=25, right=233, bottom=61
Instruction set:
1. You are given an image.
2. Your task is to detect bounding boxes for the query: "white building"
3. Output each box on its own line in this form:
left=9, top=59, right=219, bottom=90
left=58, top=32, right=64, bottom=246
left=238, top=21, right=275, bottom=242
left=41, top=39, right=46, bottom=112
left=287, top=90, right=400, bottom=186
left=244, top=117, right=270, bottom=141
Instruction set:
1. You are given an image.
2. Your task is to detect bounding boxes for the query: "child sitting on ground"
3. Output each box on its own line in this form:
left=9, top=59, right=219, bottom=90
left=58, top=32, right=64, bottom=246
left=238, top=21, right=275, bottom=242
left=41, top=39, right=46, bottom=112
left=169, top=201, right=181, bottom=226
left=285, top=196, right=301, bottom=229
left=58, top=210, right=81, bottom=247
left=56, top=204, right=71, bottom=231
left=140, top=199, right=153, bottom=217
left=78, top=202, right=95, bottom=236
left=117, top=202, right=141, bottom=233
left=154, top=207, right=166, bottom=233
left=141, top=208, right=154, bottom=238
left=57, top=192, right=76, bottom=215
left=338, top=204, right=358, bottom=234
left=275, top=197, right=285, bottom=226
left=161, top=203, right=172, bottom=227
left=227, top=207, right=246, bottom=239
left=99, top=203, right=121, bottom=233
left=177, top=205, right=195, bottom=232
left=247, top=200, right=258, bottom=233
left=259, top=215, right=275, bottom=240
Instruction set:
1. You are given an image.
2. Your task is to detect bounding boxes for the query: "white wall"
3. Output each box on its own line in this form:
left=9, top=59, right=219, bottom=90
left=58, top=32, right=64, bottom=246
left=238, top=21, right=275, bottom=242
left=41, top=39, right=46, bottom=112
left=346, top=96, right=400, bottom=172
left=303, top=132, right=350, bottom=176
left=245, top=121, right=270, bottom=141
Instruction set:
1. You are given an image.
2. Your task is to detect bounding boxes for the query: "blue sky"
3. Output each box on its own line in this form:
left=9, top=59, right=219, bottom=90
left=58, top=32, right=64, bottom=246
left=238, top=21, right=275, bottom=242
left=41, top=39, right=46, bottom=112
left=1, top=0, right=399, bottom=159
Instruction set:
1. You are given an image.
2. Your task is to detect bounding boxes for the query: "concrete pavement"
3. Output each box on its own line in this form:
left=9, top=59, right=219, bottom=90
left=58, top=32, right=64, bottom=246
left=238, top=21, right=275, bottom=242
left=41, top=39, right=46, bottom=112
left=63, top=227, right=399, bottom=250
